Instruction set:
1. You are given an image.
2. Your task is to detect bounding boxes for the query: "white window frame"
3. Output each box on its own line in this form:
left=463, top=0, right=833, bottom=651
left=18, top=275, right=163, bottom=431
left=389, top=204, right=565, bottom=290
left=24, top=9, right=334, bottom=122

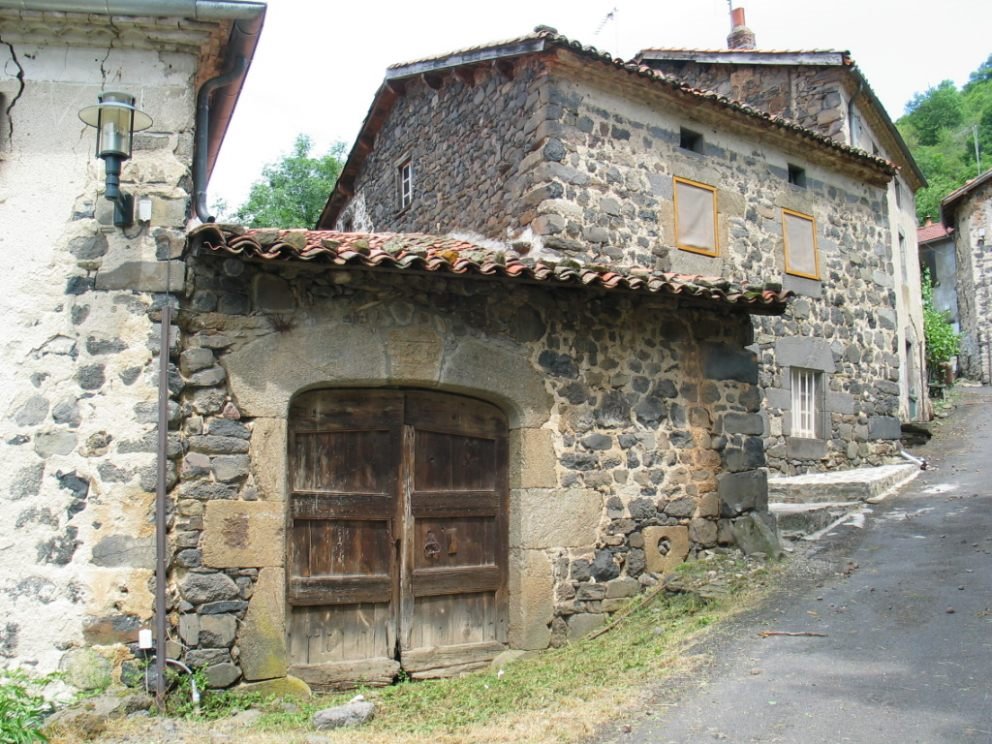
left=398, top=158, right=413, bottom=211
left=790, top=367, right=820, bottom=439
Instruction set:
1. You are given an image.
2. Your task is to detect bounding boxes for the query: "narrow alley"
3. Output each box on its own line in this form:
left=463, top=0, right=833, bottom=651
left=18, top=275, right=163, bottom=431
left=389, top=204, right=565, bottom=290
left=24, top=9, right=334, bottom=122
left=599, top=387, right=992, bottom=744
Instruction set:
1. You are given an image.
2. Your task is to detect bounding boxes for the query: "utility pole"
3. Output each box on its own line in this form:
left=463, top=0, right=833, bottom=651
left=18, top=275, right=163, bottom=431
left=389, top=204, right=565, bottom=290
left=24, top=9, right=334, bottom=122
left=974, top=124, right=982, bottom=175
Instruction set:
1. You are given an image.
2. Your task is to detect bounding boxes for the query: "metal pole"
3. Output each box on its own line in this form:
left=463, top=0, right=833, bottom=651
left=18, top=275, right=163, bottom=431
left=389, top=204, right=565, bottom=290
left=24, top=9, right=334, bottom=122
left=155, top=298, right=171, bottom=710
left=974, top=125, right=982, bottom=176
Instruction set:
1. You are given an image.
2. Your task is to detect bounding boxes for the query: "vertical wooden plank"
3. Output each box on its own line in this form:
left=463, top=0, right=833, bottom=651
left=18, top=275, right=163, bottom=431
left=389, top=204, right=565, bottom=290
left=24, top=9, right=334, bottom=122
left=399, top=423, right=415, bottom=655
left=494, top=433, right=509, bottom=644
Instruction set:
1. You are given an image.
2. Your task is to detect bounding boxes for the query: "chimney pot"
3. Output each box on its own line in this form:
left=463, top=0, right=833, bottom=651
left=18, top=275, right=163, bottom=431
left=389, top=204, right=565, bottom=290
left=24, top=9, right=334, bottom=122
left=727, top=5, right=756, bottom=50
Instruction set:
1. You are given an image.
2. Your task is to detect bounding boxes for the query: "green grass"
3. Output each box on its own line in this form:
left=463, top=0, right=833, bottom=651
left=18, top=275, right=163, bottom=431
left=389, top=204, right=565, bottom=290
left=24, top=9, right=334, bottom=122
left=90, top=552, right=780, bottom=744
left=248, top=553, right=778, bottom=741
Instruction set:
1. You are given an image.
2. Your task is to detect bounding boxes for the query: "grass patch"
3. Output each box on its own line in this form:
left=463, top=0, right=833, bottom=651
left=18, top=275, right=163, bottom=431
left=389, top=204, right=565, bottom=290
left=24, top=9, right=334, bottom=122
left=93, top=552, right=782, bottom=744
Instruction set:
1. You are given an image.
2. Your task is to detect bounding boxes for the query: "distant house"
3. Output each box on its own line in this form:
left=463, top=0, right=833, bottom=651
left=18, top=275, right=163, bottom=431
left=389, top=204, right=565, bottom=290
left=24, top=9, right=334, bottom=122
left=941, top=167, right=992, bottom=382
left=321, top=26, right=907, bottom=476
left=917, top=219, right=959, bottom=334
left=633, top=7, right=928, bottom=421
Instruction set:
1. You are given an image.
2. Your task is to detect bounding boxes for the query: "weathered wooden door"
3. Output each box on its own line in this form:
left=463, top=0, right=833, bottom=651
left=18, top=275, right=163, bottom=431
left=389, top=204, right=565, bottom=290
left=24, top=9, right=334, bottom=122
left=287, top=389, right=507, bottom=689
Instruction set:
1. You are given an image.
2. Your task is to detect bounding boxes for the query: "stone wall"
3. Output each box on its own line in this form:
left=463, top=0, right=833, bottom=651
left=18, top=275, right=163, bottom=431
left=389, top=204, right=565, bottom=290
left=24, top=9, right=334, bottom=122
left=0, top=12, right=216, bottom=675
left=954, top=182, right=992, bottom=383
left=335, top=59, right=544, bottom=236
left=638, top=60, right=850, bottom=142
left=340, top=54, right=902, bottom=474
left=638, top=56, right=928, bottom=421
left=169, top=246, right=771, bottom=680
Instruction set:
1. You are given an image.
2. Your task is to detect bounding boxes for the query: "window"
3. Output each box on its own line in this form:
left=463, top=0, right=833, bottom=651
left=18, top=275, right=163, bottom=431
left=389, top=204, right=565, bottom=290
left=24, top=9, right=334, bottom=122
left=849, top=111, right=861, bottom=146
left=782, top=208, right=819, bottom=279
left=899, top=231, right=908, bottom=282
left=679, top=128, right=704, bottom=154
left=787, top=164, right=806, bottom=188
left=790, top=368, right=821, bottom=439
left=673, top=177, right=719, bottom=256
left=894, top=180, right=902, bottom=209
left=397, top=158, right=413, bottom=210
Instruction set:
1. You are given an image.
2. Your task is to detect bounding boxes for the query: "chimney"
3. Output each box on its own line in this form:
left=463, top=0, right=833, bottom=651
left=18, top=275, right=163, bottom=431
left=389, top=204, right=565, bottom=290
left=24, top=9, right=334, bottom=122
left=727, top=6, right=756, bottom=50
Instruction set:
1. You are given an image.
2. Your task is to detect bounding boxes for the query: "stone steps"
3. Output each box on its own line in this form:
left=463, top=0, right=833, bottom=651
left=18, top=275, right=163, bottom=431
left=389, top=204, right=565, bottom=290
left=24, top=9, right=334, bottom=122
left=771, top=501, right=855, bottom=539
left=769, top=463, right=920, bottom=505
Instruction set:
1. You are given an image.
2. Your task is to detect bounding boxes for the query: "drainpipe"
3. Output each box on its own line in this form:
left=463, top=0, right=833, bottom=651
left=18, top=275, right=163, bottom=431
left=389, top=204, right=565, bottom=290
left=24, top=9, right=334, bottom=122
left=194, top=58, right=246, bottom=222
left=155, top=279, right=172, bottom=710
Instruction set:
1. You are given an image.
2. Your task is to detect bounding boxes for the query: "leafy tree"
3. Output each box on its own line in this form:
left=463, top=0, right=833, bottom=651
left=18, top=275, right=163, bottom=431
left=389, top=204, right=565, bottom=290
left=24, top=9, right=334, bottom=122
left=921, top=268, right=960, bottom=378
left=965, top=53, right=992, bottom=90
left=233, top=134, right=346, bottom=228
left=898, top=58, right=992, bottom=223
left=903, top=80, right=964, bottom=146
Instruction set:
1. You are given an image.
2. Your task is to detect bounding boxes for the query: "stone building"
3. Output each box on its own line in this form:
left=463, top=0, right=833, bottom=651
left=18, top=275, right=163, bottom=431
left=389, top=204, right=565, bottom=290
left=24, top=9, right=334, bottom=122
left=321, top=27, right=906, bottom=475
left=941, top=168, right=992, bottom=382
left=0, top=0, right=792, bottom=692
left=0, top=0, right=264, bottom=679
left=917, top=219, right=959, bottom=335
left=634, top=8, right=928, bottom=422
left=180, top=224, right=787, bottom=688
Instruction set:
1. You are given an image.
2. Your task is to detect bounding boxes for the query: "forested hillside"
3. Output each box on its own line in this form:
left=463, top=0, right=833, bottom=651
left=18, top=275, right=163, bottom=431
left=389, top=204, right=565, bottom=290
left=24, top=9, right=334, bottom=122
left=897, top=54, right=992, bottom=224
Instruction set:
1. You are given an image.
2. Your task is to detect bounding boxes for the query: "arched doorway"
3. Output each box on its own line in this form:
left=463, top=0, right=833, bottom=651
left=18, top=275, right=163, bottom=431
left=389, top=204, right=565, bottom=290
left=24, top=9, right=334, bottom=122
left=286, top=389, right=509, bottom=689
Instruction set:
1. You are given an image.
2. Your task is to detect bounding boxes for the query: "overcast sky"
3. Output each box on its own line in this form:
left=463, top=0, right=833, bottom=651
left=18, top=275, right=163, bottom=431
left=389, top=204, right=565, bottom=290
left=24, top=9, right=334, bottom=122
left=210, top=0, right=992, bottom=211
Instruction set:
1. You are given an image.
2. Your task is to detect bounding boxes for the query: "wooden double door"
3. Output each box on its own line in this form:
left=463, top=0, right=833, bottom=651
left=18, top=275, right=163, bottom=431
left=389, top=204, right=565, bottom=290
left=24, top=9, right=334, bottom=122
left=286, top=389, right=508, bottom=689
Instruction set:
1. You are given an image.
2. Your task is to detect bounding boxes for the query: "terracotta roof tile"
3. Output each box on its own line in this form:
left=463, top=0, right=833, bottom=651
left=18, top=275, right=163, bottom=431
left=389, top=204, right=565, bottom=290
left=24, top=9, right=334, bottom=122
left=189, top=225, right=791, bottom=315
left=387, top=30, right=895, bottom=173
left=917, top=221, right=951, bottom=244
left=320, top=28, right=898, bottom=228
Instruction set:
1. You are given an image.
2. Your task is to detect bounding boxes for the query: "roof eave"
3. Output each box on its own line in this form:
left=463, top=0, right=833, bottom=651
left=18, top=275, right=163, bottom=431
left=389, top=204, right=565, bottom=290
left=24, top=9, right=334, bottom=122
left=385, top=37, right=549, bottom=80
left=940, top=167, right=992, bottom=225
left=634, top=48, right=925, bottom=191
left=636, top=49, right=848, bottom=67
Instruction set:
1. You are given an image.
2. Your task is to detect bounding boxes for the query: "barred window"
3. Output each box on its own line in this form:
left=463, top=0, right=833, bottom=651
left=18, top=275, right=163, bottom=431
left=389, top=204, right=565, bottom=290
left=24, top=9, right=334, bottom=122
left=791, top=367, right=821, bottom=439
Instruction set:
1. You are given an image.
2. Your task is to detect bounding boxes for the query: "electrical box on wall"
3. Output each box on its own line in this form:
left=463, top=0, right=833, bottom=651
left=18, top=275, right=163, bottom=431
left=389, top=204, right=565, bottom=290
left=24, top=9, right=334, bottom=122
left=138, top=196, right=153, bottom=223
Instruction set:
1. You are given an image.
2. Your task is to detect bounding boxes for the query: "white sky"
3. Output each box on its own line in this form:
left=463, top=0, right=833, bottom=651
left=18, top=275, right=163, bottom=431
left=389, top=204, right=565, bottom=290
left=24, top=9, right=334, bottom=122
left=210, top=0, right=992, bottom=210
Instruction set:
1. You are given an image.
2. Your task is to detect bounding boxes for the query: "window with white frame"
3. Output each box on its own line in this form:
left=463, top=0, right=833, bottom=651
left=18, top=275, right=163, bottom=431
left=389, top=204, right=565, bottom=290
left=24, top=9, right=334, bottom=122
left=790, top=367, right=820, bottom=439
left=398, top=158, right=413, bottom=210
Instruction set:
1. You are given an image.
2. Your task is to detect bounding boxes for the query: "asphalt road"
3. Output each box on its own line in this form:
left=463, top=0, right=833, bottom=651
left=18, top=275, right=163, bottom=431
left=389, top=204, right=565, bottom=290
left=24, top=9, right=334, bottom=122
left=597, top=387, right=992, bottom=744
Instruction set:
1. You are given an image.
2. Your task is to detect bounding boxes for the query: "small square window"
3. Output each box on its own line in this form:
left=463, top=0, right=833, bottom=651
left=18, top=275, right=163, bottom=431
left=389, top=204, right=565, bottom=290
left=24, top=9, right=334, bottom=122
left=787, top=164, right=806, bottom=188
left=398, top=159, right=413, bottom=211
left=673, top=177, right=719, bottom=257
left=791, top=367, right=821, bottom=439
left=679, top=128, right=704, bottom=154
left=782, top=208, right=820, bottom=280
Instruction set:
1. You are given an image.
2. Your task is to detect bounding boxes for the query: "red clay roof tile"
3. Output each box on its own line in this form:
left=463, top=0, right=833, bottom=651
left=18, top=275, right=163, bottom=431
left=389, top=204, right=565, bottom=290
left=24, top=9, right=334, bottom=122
left=917, top=221, right=951, bottom=244
left=189, top=225, right=791, bottom=315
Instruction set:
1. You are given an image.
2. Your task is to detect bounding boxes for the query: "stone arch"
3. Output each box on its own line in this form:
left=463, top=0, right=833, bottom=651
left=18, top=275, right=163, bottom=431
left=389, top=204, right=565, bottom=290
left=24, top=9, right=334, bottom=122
left=220, top=317, right=551, bottom=430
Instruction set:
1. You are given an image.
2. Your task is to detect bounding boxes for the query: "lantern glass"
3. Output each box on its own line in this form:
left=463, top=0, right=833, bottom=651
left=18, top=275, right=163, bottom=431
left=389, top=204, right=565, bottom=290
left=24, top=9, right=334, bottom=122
left=79, top=92, right=153, bottom=160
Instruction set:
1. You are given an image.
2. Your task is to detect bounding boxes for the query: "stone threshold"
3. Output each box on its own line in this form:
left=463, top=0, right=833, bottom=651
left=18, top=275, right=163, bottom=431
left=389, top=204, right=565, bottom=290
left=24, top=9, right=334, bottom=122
left=769, top=463, right=921, bottom=505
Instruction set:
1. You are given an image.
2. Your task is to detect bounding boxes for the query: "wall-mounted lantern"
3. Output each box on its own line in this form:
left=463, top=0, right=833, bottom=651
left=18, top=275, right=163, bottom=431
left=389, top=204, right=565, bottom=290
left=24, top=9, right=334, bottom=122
left=78, top=92, right=153, bottom=228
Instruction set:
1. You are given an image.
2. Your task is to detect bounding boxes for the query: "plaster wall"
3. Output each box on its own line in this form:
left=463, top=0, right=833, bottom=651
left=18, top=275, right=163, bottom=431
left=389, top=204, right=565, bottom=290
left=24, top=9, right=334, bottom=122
left=0, top=12, right=210, bottom=673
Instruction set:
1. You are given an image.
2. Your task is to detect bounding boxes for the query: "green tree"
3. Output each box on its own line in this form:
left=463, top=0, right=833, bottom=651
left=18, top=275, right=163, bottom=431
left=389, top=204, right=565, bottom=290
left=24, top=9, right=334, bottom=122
left=233, top=134, right=346, bottom=228
left=921, top=268, right=960, bottom=378
left=903, top=80, right=964, bottom=146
